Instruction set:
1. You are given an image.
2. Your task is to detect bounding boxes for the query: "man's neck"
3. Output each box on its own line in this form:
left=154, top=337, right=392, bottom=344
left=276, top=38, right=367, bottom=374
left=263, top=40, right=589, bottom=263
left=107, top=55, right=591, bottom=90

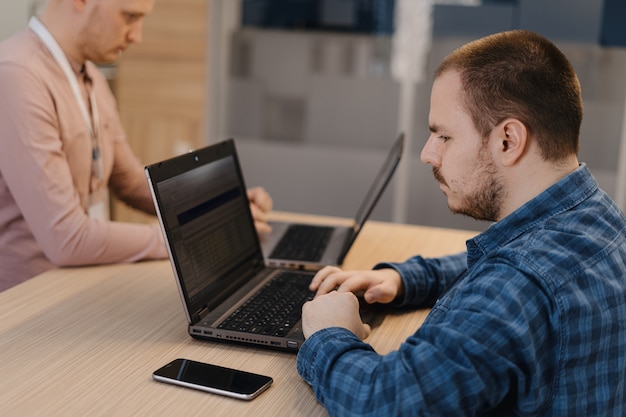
left=498, top=155, right=580, bottom=221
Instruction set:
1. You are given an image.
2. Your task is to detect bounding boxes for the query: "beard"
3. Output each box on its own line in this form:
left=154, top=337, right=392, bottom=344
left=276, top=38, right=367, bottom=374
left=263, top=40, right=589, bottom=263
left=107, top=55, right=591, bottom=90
left=433, top=153, right=505, bottom=222
left=78, top=2, right=122, bottom=65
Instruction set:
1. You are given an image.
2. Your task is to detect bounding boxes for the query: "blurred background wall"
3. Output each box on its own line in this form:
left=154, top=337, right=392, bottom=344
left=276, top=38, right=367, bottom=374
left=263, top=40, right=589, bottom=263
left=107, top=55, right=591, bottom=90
left=2, top=0, right=625, bottom=233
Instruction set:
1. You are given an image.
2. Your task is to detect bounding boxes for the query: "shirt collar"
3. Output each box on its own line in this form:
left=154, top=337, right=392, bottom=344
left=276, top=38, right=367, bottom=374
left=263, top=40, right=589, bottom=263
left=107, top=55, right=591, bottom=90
left=466, top=163, right=598, bottom=265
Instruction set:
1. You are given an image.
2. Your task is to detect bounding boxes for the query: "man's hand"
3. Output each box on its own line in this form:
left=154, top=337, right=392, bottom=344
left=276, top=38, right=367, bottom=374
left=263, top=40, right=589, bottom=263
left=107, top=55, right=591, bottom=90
left=247, top=187, right=273, bottom=234
left=302, top=291, right=371, bottom=339
left=310, top=266, right=404, bottom=304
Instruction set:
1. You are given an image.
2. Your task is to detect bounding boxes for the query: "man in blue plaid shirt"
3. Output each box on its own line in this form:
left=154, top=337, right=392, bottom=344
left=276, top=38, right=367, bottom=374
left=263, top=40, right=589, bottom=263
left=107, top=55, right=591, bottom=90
left=297, top=30, right=626, bottom=416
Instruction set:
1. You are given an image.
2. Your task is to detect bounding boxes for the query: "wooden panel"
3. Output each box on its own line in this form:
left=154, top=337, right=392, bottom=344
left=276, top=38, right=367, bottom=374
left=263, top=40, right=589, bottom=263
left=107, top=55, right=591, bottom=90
left=125, top=0, right=208, bottom=61
left=116, top=61, right=206, bottom=120
left=111, top=111, right=204, bottom=225
left=113, top=0, right=210, bottom=223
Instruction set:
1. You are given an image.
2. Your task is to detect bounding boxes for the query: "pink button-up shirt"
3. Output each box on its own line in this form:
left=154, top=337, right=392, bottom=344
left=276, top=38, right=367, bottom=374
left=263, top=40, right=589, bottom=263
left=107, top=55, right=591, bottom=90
left=0, top=28, right=168, bottom=291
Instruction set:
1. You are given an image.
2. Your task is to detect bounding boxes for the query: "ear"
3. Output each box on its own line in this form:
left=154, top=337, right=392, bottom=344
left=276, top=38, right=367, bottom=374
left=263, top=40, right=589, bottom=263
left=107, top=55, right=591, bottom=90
left=492, top=118, right=528, bottom=167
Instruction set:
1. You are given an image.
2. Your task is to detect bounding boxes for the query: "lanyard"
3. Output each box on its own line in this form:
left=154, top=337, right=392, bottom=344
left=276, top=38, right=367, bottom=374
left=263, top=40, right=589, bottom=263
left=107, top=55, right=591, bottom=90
left=28, top=17, right=103, bottom=179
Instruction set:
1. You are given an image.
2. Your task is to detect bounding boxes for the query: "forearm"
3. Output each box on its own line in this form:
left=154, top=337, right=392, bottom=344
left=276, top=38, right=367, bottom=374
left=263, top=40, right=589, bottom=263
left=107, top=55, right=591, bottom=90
left=374, top=252, right=467, bottom=307
left=108, top=140, right=157, bottom=215
left=297, top=275, right=540, bottom=417
left=42, top=219, right=167, bottom=266
left=297, top=325, right=495, bottom=417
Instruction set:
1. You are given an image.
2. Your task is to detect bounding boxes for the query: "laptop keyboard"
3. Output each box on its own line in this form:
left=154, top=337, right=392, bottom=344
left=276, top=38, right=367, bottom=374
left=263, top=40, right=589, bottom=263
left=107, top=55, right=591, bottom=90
left=269, top=224, right=334, bottom=261
left=217, top=271, right=315, bottom=337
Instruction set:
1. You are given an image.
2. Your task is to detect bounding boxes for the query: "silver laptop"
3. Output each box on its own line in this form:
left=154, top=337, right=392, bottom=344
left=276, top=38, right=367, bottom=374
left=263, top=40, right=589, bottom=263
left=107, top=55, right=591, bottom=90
left=262, top=133, right=404, bottom=270
left=145, top=139, right=317, bottom=352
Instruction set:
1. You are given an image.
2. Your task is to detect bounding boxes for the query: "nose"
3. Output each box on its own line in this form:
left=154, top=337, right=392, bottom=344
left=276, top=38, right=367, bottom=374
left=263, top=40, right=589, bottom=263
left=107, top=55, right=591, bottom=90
left=420, top=135, right=441, bottom=166
left=128, top=22, right=144, bottom=44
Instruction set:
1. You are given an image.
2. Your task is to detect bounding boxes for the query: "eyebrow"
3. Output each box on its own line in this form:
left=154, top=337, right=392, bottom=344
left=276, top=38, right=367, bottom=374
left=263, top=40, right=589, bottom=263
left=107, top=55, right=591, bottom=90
left=429, top=124, right=441, bottom=133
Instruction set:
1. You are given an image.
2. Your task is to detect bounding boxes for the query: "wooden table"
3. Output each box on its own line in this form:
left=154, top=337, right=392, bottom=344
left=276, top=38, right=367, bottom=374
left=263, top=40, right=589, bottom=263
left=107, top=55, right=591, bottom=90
left=0, top=213, right=476, bottom=416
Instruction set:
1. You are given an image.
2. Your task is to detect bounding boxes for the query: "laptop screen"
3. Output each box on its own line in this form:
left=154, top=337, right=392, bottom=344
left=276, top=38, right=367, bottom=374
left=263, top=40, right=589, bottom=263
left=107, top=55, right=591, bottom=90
left=341, top=133, right=404, bottom=258
left=147, top=140, right=264, bottom=316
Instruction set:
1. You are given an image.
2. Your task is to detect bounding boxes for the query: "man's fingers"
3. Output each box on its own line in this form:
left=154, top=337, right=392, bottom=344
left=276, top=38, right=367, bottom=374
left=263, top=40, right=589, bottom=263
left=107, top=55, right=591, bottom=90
left=309, top=266, right=341, bottom=291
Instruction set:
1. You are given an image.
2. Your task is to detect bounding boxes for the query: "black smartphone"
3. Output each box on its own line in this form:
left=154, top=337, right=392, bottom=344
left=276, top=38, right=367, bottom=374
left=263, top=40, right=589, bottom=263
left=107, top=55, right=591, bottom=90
left=152, top=358, right=273, bottom=400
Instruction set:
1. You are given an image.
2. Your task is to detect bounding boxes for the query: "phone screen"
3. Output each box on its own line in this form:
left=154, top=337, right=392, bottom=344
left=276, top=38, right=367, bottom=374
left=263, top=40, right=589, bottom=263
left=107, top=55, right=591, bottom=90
left=153, top=358, right=273, bottom=400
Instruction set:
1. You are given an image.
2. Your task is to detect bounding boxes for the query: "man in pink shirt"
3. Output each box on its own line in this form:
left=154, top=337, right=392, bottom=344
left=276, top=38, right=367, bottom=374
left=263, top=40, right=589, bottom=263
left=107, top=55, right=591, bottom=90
left=0, top=0, right=272, bottom=291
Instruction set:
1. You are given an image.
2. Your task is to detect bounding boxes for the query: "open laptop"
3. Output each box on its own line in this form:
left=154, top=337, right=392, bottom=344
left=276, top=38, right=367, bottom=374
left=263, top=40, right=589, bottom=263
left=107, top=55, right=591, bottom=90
left=145, top=139, right=318, bottom=352
left=262, top=133, right=404, bottom=270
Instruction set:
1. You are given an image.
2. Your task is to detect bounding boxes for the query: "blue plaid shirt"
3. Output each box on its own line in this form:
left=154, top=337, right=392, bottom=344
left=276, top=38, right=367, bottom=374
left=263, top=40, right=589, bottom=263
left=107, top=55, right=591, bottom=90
left=297, top=164, right=626, bottom=416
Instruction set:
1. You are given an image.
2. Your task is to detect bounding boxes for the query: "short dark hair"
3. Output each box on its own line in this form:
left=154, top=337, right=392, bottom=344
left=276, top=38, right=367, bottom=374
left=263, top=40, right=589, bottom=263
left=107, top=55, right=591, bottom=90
left=436, top=30, right=582, bottom=161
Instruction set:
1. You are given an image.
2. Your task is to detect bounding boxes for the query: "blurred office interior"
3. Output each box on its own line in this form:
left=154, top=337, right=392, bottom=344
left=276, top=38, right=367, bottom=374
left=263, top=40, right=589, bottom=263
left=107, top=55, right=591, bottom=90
left=1, top=0, right=625, bottom=232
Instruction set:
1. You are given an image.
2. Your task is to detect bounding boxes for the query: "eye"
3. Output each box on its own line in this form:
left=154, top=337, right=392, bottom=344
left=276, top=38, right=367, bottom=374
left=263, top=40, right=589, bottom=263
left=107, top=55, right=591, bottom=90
left=439, top=135, right=451, bottom=142
left=123, top=13, right=141, bottom=24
